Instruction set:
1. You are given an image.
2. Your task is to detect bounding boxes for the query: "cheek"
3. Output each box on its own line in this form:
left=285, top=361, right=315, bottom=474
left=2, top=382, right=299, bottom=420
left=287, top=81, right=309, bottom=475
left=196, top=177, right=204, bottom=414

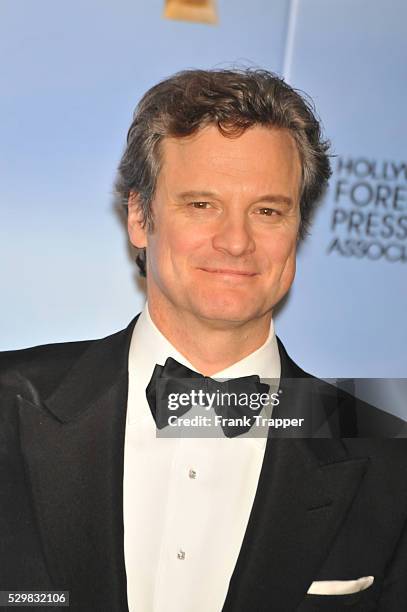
left=147, top=221, right=207, bottom=273
left=259, top=230, right=298, bottom=296
left=262, top=229, right=297, bottom=268
left=277, top=238, right=298, bottom=288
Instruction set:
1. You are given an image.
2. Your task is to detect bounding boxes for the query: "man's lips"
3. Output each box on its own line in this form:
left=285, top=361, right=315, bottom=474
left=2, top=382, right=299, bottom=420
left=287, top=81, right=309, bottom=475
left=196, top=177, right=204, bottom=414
left=198, top=267, right=258, bottom=277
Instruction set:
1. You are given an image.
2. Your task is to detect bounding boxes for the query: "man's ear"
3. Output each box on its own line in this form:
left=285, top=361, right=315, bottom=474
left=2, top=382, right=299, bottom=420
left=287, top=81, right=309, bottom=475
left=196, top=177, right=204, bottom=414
left=127, top=192, right=148, bottom=248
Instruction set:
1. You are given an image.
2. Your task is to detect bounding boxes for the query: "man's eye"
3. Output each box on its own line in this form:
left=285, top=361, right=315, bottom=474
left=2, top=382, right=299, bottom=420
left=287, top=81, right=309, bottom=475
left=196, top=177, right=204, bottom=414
left=258, top=207, right=277, bottom=216
left=190, top=201, right=211, bottom=209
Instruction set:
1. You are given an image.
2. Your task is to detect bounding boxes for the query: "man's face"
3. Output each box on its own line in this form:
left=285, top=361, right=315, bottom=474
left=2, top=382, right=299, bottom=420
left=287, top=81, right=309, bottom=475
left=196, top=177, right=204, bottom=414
left=128, top=124, right=302, bottom=327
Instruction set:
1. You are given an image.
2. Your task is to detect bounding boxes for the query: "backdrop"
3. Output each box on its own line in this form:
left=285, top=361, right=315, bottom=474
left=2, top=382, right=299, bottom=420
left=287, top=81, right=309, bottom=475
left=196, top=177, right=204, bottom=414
left=2, top=1, right=406, bottom=390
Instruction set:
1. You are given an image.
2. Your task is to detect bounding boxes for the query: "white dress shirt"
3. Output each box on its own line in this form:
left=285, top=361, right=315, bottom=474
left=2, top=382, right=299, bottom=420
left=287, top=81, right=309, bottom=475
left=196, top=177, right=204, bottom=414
left=123, top=306, right=281, bottom=612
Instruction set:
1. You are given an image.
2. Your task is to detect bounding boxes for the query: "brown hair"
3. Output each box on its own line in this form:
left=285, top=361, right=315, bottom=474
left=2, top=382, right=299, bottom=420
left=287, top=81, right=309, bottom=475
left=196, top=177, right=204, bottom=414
left=115, top=68, right=331, bottom=275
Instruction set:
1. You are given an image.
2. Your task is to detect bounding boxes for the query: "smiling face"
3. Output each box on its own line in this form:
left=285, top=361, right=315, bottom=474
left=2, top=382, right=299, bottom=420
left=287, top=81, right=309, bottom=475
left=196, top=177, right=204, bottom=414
left=128, top=124, right=302, bottom=329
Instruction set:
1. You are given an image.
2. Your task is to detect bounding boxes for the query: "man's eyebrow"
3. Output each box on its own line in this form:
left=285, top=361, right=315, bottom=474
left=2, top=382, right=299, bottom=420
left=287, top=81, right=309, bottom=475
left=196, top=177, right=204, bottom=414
left=176, top=191, right=294, bottom=205
left=176, top=190, right=220, bottom=200
left=252, top=194, right=294, bottom=206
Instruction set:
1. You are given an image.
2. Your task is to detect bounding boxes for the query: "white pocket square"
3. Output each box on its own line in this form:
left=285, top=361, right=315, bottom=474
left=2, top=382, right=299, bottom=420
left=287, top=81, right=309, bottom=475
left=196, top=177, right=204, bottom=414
left=307, top=576, right=374, bottom=595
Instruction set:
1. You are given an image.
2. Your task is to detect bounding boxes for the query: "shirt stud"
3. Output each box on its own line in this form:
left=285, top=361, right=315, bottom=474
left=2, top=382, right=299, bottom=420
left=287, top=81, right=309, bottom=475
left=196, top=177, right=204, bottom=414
left=188, top=469, right=197, bottom=479
left=177, top=549, right=186, bottom=560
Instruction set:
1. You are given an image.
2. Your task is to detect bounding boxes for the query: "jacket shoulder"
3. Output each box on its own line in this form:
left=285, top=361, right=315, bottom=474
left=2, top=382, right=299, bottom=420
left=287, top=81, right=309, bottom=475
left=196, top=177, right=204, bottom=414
left=0, top=339, right=95, bottom=402
left=0, top=317, right=138, bottom=407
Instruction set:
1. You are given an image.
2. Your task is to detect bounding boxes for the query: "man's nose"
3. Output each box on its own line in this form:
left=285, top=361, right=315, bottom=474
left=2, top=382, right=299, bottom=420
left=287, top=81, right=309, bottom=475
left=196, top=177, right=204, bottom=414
left=212, top=212, right=255, bottom=257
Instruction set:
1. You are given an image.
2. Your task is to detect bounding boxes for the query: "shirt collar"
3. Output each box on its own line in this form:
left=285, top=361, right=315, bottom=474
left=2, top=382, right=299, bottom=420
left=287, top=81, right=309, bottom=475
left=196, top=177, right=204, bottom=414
left=131, top=304, right=280, bottom=380
left=128, top=304, right=281, bottom=445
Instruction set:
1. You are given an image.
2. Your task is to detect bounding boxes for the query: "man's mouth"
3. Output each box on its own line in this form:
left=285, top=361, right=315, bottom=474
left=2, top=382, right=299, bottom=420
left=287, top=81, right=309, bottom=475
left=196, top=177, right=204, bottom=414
left=198, top=267, right=258, bottom=277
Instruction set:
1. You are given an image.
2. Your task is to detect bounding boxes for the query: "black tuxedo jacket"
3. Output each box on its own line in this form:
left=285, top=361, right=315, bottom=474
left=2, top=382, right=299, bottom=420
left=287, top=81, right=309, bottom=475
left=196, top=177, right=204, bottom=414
left=1, top=317, right=407, bottom=611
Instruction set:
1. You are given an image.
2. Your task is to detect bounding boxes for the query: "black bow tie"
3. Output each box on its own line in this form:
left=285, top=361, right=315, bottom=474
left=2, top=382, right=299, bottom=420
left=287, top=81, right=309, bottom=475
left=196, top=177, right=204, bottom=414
left=146, top=357, right=270, bottom=438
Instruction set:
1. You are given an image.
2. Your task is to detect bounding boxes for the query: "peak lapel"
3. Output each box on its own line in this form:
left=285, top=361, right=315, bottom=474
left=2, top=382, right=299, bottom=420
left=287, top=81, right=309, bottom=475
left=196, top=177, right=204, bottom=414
left=223, top=338, right=370, bottom=611
left=223, top=439, right=370, bottom=612
left=18, top=318, right=138, bottom=612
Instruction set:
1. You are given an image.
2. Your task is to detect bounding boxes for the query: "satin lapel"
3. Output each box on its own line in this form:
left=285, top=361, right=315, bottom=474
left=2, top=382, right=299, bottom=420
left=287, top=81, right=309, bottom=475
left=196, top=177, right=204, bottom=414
left=223, top=439, right=370, bottom=612
left=271, top=337, right=340, bottom=438
left=17, top=318, right=138, bottom=612
left=222, top=338, right=370, bottom=611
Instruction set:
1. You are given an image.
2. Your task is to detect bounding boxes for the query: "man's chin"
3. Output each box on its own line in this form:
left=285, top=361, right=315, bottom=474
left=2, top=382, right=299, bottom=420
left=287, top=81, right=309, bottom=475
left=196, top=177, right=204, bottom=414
left=188, top=302, right=267, bottom=328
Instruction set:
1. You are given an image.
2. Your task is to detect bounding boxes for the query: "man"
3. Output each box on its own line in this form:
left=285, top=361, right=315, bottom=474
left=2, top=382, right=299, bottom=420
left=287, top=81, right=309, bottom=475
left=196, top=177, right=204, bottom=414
left=1, top=69, right=407, bottom=612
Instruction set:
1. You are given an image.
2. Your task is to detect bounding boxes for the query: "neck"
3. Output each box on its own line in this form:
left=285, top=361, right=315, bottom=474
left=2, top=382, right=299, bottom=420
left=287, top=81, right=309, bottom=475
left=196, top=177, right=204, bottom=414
left=147, top=299, right=272, bottom=376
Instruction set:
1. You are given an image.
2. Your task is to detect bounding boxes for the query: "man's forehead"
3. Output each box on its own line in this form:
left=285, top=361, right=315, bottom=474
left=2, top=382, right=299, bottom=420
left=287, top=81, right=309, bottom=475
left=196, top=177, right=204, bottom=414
left=158, top=124, right=302, bottom=195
